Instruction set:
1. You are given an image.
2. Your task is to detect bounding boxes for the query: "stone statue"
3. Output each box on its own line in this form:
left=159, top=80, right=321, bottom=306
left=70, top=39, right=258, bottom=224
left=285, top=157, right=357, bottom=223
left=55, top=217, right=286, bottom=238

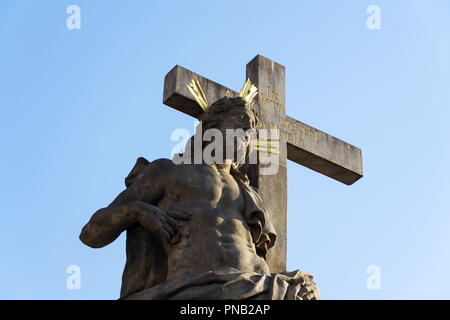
left=80, top=96, right=319, bottom=300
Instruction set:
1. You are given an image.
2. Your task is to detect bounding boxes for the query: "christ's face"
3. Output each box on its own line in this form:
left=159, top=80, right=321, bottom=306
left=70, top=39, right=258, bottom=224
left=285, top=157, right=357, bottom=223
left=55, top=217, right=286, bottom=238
left=215, top=106, right=256, bottom=164
left=222, top=106, right=257, bottom=132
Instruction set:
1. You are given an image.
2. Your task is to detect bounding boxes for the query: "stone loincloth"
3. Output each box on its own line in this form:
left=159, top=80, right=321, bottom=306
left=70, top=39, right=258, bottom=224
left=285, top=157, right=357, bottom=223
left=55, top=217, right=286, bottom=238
left=122, top=268, right=319, bottom=300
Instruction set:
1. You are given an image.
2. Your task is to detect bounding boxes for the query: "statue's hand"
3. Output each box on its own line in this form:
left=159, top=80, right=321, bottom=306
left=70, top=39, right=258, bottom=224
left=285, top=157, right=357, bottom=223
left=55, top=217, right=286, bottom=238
left=132, top=201, right=191, bottom=243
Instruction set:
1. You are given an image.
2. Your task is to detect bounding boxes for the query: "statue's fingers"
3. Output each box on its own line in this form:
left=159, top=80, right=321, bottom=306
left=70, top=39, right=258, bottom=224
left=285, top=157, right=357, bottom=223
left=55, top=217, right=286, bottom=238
left=158, top=227, right=171, bottom=242
left=162, top=223, right=175, bottom=238
left=167, top=210, right=191, bottom=220
left=165, top=215, right=179, bottom=230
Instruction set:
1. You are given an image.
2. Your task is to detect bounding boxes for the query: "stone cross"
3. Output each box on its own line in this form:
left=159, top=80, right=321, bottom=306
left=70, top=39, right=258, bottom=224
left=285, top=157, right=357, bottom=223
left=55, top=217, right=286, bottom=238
left=163, top=55, right=363, bottom=273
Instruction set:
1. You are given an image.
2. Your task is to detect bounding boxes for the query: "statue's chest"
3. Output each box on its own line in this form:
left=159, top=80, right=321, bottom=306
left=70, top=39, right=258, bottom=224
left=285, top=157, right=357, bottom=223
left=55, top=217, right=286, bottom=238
left=172, top=166, right=244, bottom=213
left=214, top=172, right=244, bottom=211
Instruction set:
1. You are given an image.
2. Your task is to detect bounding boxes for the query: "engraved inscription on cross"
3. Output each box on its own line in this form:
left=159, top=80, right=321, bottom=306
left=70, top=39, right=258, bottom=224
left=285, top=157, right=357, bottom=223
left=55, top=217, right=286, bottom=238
left=163, top=54, right=363, bottom=273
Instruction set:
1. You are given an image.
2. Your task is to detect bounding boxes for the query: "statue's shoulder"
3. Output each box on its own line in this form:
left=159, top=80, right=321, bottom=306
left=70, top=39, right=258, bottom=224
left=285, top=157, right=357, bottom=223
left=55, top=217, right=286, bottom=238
left=125, top=157, right=175, bottom=188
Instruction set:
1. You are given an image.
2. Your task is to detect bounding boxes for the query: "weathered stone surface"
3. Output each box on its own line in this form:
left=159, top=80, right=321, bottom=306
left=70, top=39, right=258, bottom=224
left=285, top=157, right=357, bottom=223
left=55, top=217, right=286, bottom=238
left=284, top=116, right=363, bottom=185
left=246, top=55, right=288, bottom=273
left=163, top=65, right=238, bottom=119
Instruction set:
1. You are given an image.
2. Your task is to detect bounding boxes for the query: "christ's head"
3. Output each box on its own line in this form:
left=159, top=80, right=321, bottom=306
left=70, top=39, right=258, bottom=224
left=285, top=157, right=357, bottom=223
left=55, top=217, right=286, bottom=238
left=200, top=96, right=257, bottom=165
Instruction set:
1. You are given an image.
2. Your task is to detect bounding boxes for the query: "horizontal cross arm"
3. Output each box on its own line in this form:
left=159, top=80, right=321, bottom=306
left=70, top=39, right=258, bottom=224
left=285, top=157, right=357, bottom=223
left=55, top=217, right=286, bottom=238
left=163, top=65, right=237, bottom=119
left=283, top=115, right=363, bottom=185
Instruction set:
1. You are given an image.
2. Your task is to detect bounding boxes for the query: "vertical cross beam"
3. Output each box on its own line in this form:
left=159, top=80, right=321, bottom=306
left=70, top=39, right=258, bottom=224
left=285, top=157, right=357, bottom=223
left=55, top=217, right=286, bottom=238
left=246, top=55, right=288, bottom=272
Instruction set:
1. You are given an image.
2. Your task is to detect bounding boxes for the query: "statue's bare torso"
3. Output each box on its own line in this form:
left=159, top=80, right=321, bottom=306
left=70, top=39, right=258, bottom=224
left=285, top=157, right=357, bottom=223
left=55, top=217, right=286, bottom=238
left=152, top=160, right=270, bottom=278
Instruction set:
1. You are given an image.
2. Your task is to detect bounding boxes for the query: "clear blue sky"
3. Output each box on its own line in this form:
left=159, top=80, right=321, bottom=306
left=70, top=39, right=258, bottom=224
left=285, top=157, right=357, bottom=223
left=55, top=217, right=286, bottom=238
left=1, top=0, right=449, bottom=299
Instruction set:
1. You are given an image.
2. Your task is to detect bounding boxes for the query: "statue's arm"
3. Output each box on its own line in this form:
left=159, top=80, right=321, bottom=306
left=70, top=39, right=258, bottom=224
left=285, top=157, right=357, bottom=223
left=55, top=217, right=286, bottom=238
left=79, top=197, right=151, bottom=248
left=79, top=159, right=177, bottom=248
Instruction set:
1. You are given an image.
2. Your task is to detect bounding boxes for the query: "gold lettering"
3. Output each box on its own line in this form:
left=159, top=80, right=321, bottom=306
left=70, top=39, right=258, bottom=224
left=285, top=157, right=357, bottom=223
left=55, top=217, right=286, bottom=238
left=259, top=86, right=284, bottom=113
